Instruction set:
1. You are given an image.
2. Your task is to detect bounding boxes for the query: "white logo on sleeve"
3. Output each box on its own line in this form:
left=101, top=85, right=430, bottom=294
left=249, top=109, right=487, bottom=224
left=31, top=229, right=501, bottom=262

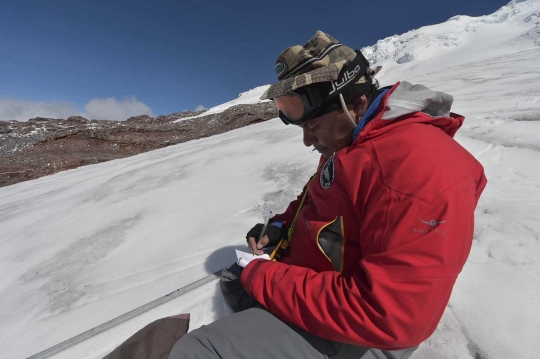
left=413, top=219, right=448, bottom=236
left=420, top=219, right=446, bottom=227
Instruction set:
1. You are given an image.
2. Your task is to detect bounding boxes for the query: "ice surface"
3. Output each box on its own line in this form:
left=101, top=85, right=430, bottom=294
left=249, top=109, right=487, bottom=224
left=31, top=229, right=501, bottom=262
left=173, top=85, right=270, bottom=122
left=2, top=1, right=540, bottom=358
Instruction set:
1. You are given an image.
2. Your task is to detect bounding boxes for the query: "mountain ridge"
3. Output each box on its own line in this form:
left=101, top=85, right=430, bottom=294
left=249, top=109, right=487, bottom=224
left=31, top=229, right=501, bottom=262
left=361, top=0, right=539, bottom=74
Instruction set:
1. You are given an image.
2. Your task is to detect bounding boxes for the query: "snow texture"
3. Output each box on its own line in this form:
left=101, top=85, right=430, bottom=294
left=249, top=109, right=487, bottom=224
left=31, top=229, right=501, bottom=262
left=1, top=1, right=540, bottom=358
left=173, top=85, right=270, bottom=122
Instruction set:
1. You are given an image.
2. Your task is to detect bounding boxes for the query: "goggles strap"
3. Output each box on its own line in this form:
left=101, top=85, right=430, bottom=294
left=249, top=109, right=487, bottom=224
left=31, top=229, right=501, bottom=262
left=339, top=93, right=357, bottom=127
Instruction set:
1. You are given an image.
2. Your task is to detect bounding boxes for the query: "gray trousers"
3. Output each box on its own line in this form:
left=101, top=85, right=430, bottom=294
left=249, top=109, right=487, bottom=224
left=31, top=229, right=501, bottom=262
left=168, top=263, right=418, bottom=359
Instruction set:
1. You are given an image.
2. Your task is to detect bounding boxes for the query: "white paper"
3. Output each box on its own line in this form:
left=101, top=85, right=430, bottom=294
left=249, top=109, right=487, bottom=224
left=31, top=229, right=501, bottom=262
left=235, top=249, right=270, bottom=268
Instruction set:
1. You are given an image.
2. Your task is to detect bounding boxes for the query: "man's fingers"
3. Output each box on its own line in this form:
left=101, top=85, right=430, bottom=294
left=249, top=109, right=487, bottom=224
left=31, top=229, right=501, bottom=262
left=257, top=235, right=269, bottom=250
left=247, top=237, right=257, bottom=251
left=248, top=236, right=266, bottom=255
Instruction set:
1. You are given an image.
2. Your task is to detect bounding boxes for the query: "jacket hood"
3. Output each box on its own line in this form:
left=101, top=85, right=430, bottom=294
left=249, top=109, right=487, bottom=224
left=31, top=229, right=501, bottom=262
left=354, top=81, right=464, bottom=144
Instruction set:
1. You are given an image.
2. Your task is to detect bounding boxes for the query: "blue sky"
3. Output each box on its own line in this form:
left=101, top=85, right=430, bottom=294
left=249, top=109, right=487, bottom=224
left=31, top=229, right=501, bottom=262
left=0, top=0, right=509, bottom=121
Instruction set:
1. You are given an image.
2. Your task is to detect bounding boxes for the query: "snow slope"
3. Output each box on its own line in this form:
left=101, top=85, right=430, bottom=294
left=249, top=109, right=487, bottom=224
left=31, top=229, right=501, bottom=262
left=362, top=0, right=540, bottom=79
left=0, top=119, right=316, bottom=358
left=173, top=85, right=270, bottom=122
left=1, top=1, right=540, bottom=358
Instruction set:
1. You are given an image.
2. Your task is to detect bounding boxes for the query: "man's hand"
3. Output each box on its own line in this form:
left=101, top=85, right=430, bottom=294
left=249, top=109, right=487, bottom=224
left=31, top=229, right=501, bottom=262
left=246, top=223, right=286, bottom=255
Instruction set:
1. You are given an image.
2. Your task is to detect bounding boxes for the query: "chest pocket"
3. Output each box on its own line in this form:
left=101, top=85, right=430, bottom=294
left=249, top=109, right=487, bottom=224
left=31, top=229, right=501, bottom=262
left=317, top=216, right=345, bottom=272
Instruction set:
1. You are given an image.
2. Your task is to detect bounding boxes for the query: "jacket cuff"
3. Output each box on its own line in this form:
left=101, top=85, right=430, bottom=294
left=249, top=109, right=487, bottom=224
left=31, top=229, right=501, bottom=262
left=240, top=259, right=268, bottom=295
left=269, top=221, right=284, bottom=229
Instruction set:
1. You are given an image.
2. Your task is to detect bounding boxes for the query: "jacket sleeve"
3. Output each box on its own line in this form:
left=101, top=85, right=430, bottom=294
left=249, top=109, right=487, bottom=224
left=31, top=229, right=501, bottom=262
left=241, top=164, right=487, bottom=349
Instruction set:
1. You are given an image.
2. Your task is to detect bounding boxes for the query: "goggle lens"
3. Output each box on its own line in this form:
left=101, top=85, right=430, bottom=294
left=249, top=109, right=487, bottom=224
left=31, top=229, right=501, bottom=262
left=274, top=95, right=306, bottom=121
left=275, top=92, right=341, bottom=126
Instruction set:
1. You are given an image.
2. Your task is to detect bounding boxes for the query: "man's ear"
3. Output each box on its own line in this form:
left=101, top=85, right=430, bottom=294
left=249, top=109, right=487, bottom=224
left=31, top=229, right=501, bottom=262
left=350, top=95, right=369, bottom=119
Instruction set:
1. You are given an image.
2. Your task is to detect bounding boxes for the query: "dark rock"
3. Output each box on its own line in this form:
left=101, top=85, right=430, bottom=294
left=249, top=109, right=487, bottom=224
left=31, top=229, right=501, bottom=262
left=126, top=115, right=153, bottom=123
left=28, top=117, right=63, bottom=122
left=67, top=116, right=88, bottom=123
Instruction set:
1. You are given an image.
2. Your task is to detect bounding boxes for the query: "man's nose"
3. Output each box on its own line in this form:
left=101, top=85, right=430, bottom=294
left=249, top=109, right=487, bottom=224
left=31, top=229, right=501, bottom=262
left=302, top=126, right=317, bottom=147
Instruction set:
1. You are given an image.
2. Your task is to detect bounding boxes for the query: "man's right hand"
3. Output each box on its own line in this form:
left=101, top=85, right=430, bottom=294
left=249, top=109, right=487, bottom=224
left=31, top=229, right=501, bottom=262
left=246, top=223, right=286, bottom=255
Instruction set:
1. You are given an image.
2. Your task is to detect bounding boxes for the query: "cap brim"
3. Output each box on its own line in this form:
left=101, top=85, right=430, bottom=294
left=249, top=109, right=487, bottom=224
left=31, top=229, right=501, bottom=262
left=260, top=61, right=346, bottom=100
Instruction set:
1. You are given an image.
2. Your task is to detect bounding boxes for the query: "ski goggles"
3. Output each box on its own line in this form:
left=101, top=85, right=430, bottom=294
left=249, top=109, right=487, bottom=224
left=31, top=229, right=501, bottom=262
left=274, top=50, right=370, bottom=126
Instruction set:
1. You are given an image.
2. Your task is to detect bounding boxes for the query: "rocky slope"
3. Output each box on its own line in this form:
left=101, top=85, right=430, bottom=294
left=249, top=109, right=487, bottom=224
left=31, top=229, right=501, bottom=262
left=0, top=102, right=277, bottom=187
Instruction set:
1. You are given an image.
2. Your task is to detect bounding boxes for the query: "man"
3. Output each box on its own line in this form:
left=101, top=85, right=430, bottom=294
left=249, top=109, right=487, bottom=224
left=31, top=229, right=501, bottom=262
left=169, top=30, right=487, bottom=358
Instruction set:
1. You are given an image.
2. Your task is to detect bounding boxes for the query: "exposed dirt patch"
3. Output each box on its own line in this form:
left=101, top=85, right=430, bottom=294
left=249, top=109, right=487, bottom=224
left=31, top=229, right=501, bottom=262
left=0, top=102, right=278, bottom=187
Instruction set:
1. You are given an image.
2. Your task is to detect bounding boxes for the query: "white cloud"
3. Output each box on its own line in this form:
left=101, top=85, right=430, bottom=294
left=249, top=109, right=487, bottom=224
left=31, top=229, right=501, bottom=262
left=84, top=96, right=153, bottom=121
left=0, top=96, right=154, bottom=122
left=195, top=105, right=207, bottom=112
left=0, top=99, right=82, bottom=122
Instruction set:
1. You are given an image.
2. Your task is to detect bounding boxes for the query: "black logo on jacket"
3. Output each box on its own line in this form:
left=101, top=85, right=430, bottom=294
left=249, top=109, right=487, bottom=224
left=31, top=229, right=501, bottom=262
left=320, top=155, right=335, bottom=189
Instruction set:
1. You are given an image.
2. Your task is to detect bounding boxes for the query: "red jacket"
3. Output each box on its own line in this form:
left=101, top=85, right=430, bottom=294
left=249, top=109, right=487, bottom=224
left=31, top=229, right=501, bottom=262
left=241, top=82, right=487, bottom=349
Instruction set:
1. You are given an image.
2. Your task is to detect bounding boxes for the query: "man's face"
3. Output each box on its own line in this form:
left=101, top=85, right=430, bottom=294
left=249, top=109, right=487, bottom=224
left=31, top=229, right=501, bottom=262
left=299, top=110, right=357, bottom=159
left=275, top=95, right=368, bottom=159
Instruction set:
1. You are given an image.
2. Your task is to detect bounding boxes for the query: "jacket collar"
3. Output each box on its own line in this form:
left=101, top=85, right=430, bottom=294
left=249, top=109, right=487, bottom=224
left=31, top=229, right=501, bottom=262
left=353, top=81, right=465, bottom=144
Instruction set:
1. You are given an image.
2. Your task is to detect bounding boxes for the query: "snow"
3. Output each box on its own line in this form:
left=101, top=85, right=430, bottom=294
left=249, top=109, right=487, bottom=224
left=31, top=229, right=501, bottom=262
left=1, top=0, right=540, bottom=358
left=363, top=0, right=540, bottom=82
left=173, top=85, right=271, bottom=122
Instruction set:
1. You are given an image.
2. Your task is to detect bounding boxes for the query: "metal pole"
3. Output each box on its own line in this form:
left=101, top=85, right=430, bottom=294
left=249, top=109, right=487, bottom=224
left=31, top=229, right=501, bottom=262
left=27, top=270, right=222, bottom=359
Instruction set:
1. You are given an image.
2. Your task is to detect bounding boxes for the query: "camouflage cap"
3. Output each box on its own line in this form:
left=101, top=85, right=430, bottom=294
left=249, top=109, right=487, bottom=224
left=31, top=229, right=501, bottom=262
left=261, top=30, right=372, bottom=100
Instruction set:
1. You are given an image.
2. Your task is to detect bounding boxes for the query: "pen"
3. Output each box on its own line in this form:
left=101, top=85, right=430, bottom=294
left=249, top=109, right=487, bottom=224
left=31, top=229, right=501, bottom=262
left=255, top=210, right=273, bottom=255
